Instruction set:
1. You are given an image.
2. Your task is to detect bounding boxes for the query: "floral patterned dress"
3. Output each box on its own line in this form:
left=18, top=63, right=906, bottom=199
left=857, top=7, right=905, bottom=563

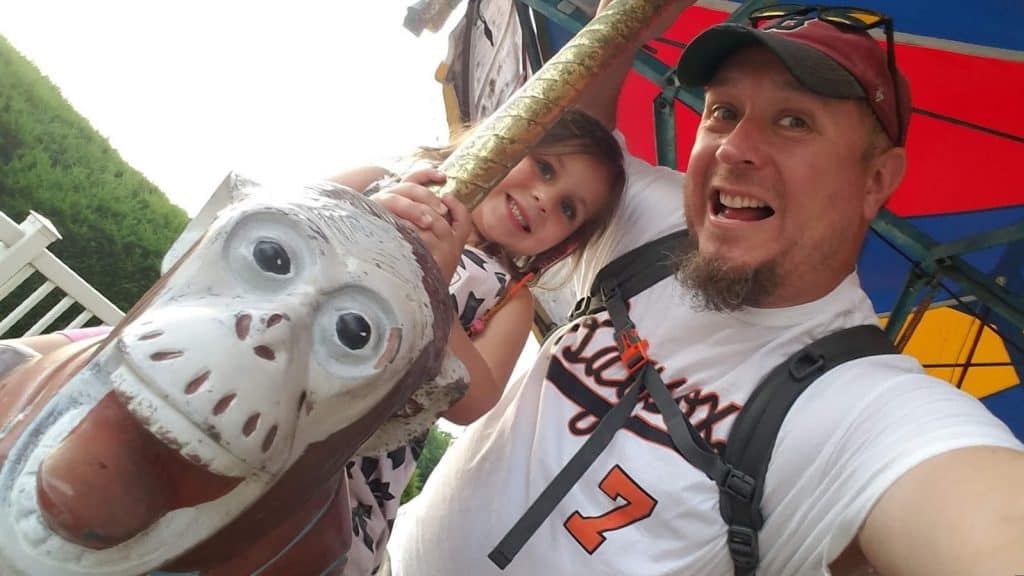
left=343, top=245, right=512, bottom=575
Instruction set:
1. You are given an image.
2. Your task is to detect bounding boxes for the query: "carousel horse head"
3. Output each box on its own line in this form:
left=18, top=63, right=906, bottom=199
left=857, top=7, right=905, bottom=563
left=0, top=173, right=467, bottom=575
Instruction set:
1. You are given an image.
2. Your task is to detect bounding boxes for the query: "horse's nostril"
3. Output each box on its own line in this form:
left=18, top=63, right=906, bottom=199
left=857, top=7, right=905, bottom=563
left=150, top=350, right=183, bottom=362
left=213, top=393, right=237, bottom=415
left=243, top=414, right=260, bottom=437
left=266, top=313, right=287, bottom=327
left=236, top=314, right=252, bottom=340
left=253, top=346, right=276, bottom=361
left=185, top=371, right=211, bottom=395
left=262, top=425, right=278, bottom=453
left=139, top=329, right=164, bottom=341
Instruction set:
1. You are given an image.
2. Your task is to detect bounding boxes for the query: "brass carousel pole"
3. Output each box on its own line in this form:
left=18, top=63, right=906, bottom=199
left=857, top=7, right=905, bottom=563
left=437, top=0, right=671, bottom=208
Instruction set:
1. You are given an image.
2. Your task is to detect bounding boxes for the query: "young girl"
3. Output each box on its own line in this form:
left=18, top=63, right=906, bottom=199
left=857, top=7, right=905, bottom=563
left=335, top=108, right=626, bottom=574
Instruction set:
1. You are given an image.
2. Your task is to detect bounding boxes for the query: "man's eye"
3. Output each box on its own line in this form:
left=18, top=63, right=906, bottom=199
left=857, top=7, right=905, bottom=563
left=560, top=199, right=577, bottom=221
left=779, top=115, right=810, bottom=130
left=710, top=106, right=737, bottom=122
left=535, top=158, right=555, bottom=181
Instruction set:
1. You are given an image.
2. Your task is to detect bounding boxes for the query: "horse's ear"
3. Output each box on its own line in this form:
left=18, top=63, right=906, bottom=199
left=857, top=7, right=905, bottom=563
left=161, top=172, right=261, bottom=274
left=0, top=342, right=40, bottom=381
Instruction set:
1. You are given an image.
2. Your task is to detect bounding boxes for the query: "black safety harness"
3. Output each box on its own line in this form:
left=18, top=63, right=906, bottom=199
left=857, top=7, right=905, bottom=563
left=489, top=230, right=896, bottom=575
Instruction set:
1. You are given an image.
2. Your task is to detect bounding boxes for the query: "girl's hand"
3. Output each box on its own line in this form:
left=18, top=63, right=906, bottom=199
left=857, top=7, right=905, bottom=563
left=371, top=168, right=472, bottom=282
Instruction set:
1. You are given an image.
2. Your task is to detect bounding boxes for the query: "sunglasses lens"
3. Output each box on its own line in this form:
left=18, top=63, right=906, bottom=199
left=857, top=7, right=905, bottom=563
left=749, top=4, right=807, bottom=20
left=820, top=9, right=884, bottom=28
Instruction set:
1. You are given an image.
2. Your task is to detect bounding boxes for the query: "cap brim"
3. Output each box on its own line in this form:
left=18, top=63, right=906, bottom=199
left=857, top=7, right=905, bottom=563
left=676, top=24, right=865, bottom=100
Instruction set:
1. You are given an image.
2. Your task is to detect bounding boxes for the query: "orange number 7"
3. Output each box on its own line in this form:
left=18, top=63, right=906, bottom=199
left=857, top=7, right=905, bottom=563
left=564, top=465, right=657, bottom=554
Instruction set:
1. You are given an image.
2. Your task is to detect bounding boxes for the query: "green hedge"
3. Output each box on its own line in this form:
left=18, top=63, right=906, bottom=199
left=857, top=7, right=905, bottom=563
left=0, top=34, right=188, bottom=331
left=402, top=426, right=454, bottom=503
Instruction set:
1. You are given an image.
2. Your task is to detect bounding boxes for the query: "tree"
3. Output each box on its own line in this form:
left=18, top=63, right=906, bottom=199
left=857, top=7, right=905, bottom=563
left=401, top=426, right=454, bottom=503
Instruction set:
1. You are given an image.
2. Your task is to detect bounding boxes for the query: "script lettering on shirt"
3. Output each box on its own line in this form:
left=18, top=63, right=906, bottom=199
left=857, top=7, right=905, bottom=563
left=550, top=312, right=741, bottom=452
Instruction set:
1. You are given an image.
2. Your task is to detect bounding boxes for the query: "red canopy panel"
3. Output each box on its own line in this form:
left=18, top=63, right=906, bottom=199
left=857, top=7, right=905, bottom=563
left=614, top=6, right=1024, bottom=218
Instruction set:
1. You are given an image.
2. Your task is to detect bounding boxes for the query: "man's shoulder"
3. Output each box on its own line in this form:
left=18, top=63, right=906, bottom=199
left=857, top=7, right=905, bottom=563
left=785, top=352, right=1019, bottom=457
left=804, top=352, right=969, bottom=413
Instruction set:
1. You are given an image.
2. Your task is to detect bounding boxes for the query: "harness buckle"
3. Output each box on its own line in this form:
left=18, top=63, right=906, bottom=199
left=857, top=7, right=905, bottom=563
left=726, top=525, right=759, bottom=569
left=617, top=328, right=651, bottom=375
left=789, top=351, right=825, bottom=380
left=570, top=295, right=592, bottom=320
left=720, top=466, right=756, bottom=502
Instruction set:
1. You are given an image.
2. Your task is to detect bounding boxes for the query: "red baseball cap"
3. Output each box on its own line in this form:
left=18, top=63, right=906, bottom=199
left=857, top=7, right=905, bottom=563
left=676, top=17, right=911, bottom=145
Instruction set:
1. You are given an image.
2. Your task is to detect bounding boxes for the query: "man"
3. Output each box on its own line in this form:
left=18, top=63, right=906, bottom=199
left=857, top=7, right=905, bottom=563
left=389, top=4, right=1024, bottom=574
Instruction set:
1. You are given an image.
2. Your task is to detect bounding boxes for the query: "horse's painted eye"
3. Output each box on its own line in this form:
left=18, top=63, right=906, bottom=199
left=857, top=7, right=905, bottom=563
left=253, top=240, right=291, bottom=275
left=336, top=312, right=371, bottom=350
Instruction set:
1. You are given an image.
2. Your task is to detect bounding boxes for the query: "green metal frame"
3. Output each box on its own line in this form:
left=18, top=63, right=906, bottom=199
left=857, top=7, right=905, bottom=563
left=871, top=210, right=1024, bottom=338
left=518, top=0, right=1024, bottom=343
left=517, top=0, right=774, bottom=169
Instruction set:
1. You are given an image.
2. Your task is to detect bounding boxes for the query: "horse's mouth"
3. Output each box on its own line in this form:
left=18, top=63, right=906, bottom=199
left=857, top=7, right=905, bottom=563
left=34, top=385, right=242, bottom=551
left=110, top=360, right=258, bottom=479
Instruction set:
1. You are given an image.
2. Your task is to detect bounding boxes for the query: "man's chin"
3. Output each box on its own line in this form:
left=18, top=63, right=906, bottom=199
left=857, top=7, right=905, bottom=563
left=673, top=245, right=778, bottom=313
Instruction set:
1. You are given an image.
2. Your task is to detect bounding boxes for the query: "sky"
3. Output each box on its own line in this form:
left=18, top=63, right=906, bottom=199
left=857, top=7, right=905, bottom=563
left=0, top=0, right=456, bottom=216
left=0, top=1, right=539, bottom=434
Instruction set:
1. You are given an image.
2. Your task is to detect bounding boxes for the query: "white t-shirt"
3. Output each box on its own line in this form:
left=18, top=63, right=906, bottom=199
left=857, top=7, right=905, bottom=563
left=388, top=148, right=1022, bottom=575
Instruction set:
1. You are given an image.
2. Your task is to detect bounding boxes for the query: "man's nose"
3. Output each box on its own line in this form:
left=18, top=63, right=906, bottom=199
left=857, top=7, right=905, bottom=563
left=715, top=119, right=766, bottom=168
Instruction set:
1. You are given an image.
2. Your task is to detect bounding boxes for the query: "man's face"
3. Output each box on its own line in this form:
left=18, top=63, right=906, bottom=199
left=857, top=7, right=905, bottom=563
left=682, top=46, right=879, bottom=308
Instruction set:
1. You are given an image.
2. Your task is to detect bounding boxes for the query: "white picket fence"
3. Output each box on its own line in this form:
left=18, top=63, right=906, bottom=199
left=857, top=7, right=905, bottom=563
left=0, top=210, right=124, bottom=337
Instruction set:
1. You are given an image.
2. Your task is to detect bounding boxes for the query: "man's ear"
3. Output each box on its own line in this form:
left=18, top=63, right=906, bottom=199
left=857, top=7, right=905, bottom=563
left=863, top=146, right=907, bottom=221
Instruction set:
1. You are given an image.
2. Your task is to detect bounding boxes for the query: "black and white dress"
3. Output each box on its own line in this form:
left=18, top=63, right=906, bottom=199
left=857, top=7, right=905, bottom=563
left=343, top=245, right=512, bottom=575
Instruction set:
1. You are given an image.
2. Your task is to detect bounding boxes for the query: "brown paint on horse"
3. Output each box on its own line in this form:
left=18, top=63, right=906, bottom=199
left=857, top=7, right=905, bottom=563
left=36, top=392, right=242, bottom=549
left=0, top=339, right=96, bottom=467
left=0, top=184, right=456, bottom=575
left=1, top=326, right=437, bottom=574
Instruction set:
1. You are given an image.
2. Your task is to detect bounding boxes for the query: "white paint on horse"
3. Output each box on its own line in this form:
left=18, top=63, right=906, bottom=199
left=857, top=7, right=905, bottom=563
left=0, top=175, right=466, bottom=576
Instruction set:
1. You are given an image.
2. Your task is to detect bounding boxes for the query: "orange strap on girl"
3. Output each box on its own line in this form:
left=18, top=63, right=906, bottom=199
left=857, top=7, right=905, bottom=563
left=466, top=272, right=535, bottom=338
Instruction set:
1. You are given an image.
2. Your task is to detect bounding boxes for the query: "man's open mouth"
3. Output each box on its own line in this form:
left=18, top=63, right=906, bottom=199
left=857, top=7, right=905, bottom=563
left=713, top=190, right=775, bottom=221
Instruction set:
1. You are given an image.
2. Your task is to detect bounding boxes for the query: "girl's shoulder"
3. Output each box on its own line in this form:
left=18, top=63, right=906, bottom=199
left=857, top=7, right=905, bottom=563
left=451, top=246, right=512, bottom=297
left=450, top=246, right=517, bottom=330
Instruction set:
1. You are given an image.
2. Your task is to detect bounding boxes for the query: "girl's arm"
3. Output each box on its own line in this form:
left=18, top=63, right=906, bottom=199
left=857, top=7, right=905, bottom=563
left=576, top=0, right=696, bottom=128
left=442, top=288, right=534, bottom=425
left=364, top=168, right=530, bottom=424
left=1, top=334, right=71, bottom=355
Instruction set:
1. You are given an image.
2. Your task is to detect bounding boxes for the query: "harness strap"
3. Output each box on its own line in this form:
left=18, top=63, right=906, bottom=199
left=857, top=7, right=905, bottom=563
left=601, top=282, right=732, bottom=482
left=251, top=473, right=345, bottom=576
left=719, top=324, right=896, bottom=574
left=570, top=230, right=687, bottom=320
left=488, top=371, right=644, bottom=569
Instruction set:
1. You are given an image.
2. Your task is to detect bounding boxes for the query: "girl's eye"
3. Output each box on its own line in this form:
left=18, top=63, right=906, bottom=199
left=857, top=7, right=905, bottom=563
left=559, top=199, right=577, bottom=221
left=779, top=115, right=810, bottom=130
left=535, top=157, right=555, bottom=181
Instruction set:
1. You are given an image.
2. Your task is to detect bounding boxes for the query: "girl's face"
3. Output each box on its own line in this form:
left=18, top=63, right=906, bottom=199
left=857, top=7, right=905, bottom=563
left=471, top=152, right=616, bottom=257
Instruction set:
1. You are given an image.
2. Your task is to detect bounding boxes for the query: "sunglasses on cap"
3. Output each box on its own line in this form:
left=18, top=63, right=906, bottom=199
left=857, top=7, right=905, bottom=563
left=748, top=4, right=903, bottom=144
